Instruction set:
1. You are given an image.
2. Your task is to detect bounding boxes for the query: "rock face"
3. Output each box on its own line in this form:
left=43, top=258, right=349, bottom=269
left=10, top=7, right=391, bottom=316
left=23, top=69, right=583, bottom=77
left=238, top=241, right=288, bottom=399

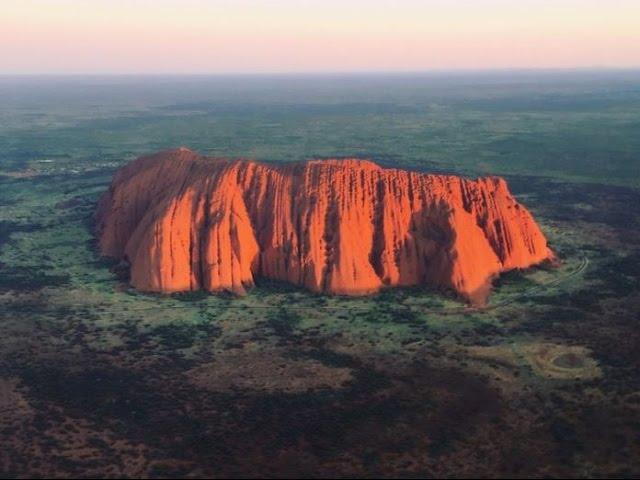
left=96, top=148, right=553, bottom=303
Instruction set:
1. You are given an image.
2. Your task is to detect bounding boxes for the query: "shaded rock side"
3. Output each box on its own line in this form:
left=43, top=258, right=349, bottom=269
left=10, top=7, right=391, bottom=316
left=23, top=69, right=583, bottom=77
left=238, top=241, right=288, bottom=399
left=96, top=148, right=553, bottom=303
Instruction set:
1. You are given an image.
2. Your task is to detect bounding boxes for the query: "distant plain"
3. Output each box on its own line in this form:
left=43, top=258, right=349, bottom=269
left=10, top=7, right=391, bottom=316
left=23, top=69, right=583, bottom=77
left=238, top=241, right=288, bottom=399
left=1, top=71, right=639, bottom=477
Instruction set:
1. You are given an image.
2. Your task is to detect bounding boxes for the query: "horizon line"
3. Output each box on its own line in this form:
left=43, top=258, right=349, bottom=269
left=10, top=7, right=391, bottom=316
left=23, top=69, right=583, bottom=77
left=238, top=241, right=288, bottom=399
left=2, top=66, right=640, bottom=77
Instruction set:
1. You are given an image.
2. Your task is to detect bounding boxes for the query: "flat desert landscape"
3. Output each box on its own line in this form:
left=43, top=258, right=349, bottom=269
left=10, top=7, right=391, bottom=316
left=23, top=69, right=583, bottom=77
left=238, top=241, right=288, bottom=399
left=1, top=72, right=639, bottom=477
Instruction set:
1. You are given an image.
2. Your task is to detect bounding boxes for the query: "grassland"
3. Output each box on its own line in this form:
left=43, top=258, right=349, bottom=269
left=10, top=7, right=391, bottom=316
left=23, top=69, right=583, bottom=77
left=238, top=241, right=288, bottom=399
left=0, top=72, right=639, bottom=477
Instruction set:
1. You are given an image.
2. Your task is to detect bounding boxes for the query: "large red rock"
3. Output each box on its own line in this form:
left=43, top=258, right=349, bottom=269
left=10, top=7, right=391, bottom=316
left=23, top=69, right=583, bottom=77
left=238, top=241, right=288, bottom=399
left=96, top=148, right=553, bottom=304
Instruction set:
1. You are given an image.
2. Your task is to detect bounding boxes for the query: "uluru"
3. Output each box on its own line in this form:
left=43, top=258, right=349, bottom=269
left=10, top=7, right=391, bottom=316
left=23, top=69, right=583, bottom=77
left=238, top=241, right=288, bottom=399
left=96, top=148, right=553, bottom=304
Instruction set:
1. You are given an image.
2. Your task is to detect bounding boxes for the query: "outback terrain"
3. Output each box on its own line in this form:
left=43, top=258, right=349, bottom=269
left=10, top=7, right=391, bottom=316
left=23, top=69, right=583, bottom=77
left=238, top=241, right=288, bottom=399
left=0, top=72, right=639, bottom=477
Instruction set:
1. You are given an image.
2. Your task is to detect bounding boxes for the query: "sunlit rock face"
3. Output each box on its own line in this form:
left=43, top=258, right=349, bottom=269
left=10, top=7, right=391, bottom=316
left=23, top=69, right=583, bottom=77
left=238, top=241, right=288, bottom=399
left=96, top=148, right=553, bottom=303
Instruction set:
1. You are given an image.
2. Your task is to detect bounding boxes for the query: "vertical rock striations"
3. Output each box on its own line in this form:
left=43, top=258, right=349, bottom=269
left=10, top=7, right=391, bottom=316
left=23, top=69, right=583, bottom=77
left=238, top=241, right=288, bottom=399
left=96, top=148, right=553, bottom=303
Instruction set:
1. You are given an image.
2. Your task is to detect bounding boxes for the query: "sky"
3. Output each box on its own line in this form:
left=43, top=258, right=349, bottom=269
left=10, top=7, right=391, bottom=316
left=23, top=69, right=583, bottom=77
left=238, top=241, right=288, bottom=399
left=1, top=0, right=639, bottom=74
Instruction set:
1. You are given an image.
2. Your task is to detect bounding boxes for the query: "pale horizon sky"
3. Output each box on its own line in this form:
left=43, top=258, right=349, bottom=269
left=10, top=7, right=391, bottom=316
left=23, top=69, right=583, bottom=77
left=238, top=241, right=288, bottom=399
left=2, top=0, right=640, bottom=74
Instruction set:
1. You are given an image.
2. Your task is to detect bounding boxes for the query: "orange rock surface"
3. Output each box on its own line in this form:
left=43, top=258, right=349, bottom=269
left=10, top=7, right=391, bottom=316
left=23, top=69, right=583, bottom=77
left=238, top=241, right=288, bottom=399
left=96, top=148, right=553, bottom=303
